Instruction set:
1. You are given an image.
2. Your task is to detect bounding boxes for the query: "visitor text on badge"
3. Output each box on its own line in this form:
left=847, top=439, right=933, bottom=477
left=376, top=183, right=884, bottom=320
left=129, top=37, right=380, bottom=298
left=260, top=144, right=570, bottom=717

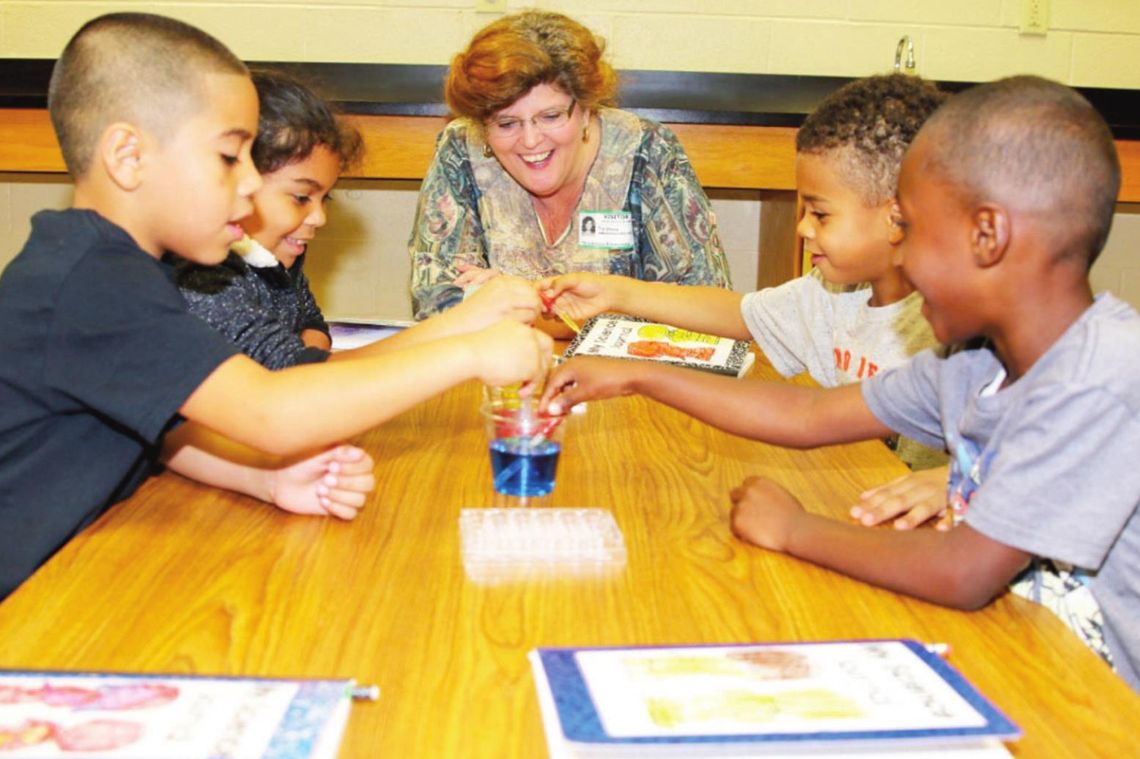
left=578, top=211, right=635, bottom=250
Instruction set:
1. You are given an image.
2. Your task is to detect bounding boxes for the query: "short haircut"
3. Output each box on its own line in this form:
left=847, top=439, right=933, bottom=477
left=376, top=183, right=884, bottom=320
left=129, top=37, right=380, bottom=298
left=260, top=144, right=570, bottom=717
left=919, top=75, right=1120, bottom=267
left=444, top=10, right=618, bottom=123
left=797, top=74, right=947, bottom=205
left=48, top=12, right=248, bottom=177
left=249, top=69, right=364, bottom=175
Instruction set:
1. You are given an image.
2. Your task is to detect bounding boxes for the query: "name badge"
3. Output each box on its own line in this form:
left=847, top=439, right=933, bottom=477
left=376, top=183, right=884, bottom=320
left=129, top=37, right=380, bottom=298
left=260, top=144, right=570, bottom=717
left=578, top=211, right=635, bottom=250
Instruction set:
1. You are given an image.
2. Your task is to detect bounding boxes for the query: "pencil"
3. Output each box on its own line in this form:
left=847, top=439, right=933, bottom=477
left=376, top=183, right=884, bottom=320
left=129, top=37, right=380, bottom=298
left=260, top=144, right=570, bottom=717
left=554, top=309, right=581, bottom=334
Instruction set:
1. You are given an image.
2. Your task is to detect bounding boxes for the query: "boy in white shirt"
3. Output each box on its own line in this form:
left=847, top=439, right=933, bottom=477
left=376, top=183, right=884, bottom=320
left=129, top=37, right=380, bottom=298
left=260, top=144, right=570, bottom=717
left=543, top=74, right=948, bottom=474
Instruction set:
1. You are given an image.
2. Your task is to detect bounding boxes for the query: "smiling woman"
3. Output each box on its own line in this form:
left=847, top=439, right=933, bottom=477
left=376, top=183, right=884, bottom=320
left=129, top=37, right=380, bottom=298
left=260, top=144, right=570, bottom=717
left=408, top=10, right=732, bottom=329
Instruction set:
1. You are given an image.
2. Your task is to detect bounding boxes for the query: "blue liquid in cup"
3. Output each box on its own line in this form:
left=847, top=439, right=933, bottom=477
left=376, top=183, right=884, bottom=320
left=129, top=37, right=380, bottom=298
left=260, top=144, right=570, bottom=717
left=489, top=437, right=561, bottom=497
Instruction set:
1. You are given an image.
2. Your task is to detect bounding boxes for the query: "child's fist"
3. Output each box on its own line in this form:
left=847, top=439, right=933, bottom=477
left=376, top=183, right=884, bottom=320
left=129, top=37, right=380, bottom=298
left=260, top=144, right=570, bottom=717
left=271, top=445, right=375, bottom=520
left=729, top=476, right=804, bottom=552
left=472, top=320, right=552, bottom=388
left=456, top=274, right=543, bottom=329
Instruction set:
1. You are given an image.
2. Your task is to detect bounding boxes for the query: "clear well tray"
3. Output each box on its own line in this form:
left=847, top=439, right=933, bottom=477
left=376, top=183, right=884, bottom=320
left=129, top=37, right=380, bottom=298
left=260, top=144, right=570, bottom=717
left=459, top=508, right=627, bottom=583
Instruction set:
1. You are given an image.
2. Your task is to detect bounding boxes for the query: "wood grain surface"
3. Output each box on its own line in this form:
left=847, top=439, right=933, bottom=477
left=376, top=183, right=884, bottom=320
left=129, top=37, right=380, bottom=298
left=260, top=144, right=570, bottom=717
left=0, top=363, right=1137, bottom=757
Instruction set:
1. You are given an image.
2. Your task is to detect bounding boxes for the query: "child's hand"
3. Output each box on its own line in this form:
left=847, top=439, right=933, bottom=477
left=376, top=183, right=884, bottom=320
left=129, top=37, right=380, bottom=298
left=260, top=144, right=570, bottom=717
left=538, top=272, right=618, bottom=322
left=850, top=465, right=950, bottom=530
left=455, top=262, right=501, bottom=289
left=453, top=274, right=543, bottom=329
left=269, top=445, right=376, bottom=520
left=471, top=320, right=553, bottom=388
left=542, top=356, right=640, bottom=414
left=729, top=476, right=804, bottom=552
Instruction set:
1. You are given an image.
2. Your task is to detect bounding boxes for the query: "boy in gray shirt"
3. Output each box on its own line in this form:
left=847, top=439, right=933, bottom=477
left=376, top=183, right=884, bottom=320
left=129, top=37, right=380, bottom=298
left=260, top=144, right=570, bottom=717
left=543, top=77, right=1140, bottom=692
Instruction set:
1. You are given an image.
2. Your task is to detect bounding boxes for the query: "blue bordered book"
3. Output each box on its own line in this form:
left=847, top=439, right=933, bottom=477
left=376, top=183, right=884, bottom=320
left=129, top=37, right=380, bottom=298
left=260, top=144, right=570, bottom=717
left=0, top=669, right=377, bottom=757
left=529, top=640, right=1019, bottom=757
left=562, top=315, right=755, bottom=378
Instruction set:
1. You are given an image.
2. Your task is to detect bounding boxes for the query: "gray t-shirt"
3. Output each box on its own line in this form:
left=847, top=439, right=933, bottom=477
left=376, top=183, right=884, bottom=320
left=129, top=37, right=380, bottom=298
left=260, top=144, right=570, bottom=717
left=741, top=269, right=938, bottom=385
left=862, top=293, right=1140, bottom=691
left=742, top=269, right=946, bottom=469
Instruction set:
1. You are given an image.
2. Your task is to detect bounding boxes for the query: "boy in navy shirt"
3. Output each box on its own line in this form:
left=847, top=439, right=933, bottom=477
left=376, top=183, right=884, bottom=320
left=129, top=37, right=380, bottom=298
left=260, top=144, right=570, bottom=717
left=0, top=13, right=551, bottom=599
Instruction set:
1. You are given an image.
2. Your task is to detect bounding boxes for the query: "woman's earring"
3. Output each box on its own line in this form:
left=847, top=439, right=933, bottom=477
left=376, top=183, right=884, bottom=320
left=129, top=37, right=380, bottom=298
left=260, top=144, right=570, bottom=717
left=483, top=143, right=493, bottom=158
left=582, top=125, right=590, bottom=144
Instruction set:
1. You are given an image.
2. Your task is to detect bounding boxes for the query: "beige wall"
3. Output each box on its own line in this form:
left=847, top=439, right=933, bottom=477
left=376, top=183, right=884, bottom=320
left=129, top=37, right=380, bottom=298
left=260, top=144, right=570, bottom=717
left=3, top=1, right=1140, bottom=318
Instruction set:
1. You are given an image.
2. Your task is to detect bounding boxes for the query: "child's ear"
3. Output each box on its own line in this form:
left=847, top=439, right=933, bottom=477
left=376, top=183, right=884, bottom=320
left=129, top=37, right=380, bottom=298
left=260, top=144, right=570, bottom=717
left=97, top=122, right=145, bottom=191
left=970, top=204, right=1010, bottom=268
left=886, top=199, right=905, bottom=245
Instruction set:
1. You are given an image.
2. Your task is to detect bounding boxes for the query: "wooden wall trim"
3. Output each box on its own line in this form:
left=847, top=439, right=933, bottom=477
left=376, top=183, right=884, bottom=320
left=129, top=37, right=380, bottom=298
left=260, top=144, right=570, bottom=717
left=5, top=109, right=1135, bottom=203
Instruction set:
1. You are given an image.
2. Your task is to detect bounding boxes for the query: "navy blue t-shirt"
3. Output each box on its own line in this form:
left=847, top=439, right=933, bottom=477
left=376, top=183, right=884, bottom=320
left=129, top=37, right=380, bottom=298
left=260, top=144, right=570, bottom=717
left=0, top=209, right=240, bottom=599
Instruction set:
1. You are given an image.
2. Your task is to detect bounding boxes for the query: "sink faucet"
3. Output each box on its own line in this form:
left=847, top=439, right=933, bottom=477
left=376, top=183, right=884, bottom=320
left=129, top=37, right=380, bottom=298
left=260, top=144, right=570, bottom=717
left=894, top=35, right=916, bottom=74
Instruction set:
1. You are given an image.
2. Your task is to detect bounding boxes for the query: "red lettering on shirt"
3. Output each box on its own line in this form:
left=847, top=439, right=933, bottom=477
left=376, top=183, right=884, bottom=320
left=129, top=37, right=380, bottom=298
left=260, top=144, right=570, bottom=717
left=835, top=346, right=881, bottom=379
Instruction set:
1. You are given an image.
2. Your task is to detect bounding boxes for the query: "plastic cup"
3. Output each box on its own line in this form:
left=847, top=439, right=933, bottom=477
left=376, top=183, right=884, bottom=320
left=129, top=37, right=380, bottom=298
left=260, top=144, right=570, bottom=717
left=481, top=399, right=567, bottom=502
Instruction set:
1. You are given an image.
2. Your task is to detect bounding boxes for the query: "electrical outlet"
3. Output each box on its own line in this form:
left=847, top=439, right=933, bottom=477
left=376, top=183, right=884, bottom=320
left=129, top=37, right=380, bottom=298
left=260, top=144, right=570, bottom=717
left=1020, top=0, right=1049, bottom=35
left=474, top=0, right=507, bottom=13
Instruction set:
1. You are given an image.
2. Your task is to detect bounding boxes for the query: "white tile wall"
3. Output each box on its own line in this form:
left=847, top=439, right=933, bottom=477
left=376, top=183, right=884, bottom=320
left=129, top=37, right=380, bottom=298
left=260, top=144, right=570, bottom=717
left=4, top=0, right=1140, bottom=86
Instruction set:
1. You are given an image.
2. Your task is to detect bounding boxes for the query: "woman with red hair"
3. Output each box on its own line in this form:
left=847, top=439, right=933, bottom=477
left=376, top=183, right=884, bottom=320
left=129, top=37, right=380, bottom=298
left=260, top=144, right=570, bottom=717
left=409, top=10, right=731, bottom=332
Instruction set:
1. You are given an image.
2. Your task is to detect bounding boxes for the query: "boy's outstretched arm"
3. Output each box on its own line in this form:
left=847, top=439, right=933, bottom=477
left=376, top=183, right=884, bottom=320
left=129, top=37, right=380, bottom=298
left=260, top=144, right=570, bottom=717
left=730, top=477, right=1031, bottom=610
left=329, top=275, right=543, bottom=360
left=162, top=422, right=375, bottom=520
left=544, top=356, right=891, bottom=448
left=539, top=273, right=751, bottom=340
left=183, top=320, right=552, bottom=456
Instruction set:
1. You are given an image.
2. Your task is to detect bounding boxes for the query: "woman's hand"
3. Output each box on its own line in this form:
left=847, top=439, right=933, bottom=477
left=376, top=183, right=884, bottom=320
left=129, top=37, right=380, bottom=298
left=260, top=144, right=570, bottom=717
left=850, top=465, right=951, bottom=530
left=455, top=262, right=501, bottom=289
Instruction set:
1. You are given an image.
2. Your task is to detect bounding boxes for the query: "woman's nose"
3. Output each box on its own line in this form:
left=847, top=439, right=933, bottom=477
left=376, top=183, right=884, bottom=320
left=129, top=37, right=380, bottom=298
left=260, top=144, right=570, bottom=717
left=519, top=120, right=544, bottom=149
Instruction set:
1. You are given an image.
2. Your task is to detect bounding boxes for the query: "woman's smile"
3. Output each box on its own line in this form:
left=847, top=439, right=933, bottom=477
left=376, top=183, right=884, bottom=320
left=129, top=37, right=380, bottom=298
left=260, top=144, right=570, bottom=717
left=520, top=150, right=554, bottom=166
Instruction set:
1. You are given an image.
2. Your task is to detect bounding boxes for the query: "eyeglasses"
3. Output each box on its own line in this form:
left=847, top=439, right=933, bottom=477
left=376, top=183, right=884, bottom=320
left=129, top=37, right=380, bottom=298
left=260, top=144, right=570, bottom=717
left=486, top=99, right=576, bottom=140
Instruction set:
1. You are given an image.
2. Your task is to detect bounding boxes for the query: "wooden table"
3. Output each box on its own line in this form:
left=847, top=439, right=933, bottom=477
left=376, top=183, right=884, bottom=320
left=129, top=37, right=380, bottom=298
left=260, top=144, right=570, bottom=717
left=1, top=366, right=1137, bottom=757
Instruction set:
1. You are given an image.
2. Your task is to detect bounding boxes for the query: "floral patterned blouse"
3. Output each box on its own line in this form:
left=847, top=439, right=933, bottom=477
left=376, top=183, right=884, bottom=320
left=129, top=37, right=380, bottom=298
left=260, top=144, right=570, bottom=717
left=408, top=108, right=732, bottom=319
